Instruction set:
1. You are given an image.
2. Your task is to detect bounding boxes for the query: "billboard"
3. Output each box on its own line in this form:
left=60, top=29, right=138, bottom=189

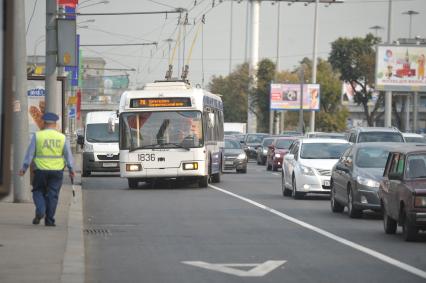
left=376, top=45, right=426, bottom=92
left=270, top=84, right=320, bottom=111
left=27, top=76, right=65, bottom=137
left=341, top=81, right=379, bottom=106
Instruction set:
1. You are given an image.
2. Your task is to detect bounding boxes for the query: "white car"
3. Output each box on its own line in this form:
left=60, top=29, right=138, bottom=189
left=402, top=133, right=426, bottom=143
left=281, top=138, right=350, bottom=199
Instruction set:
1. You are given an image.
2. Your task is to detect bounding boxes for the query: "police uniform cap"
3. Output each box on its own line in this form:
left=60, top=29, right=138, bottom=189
left=42, top=112, right=59, bottom=123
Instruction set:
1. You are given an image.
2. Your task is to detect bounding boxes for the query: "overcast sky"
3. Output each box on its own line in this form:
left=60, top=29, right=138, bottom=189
left=25, top=0, right=426, bottom=88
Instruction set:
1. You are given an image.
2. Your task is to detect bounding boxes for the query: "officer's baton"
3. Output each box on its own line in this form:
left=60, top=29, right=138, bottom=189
left=71, top=176, right=76, bottom=198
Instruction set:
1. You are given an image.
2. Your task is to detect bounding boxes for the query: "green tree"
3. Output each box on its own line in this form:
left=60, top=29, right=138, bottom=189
left=253, top=59, right=276, bottom=133
left=208, top=63, right=249, bottom=123
left=329, top=34, right=382, bottom=126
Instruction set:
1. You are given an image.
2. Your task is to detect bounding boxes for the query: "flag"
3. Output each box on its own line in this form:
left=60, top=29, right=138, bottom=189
left=58, top=0, right=78, bottom=8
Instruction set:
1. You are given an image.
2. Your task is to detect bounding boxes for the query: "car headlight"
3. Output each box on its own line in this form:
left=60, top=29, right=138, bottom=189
left=414, top=196, right=426, bottom=208
left=274, top=153, right=281, bottom=158
left=237, top=153, right=247, bottom=160
left=299, top=164, right=315, bottom=175
left=356, top=176, right=380, bottom=187
left=84, top=143, right=94, bottom=152
left=262, top=149, right=267, bottom=154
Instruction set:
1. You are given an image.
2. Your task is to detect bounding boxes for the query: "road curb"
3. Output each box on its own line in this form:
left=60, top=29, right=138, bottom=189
left=61, top=185, right=85, bottom=283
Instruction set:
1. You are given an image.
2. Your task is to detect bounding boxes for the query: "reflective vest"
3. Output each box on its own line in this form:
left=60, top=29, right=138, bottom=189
left=34, top=129, right=66, bottom=170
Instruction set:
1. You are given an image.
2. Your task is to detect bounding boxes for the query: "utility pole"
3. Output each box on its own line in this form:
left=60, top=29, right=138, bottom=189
left=271, top=1, right=281, bottom=135
left=45, top=0, right=59, bottom=114
left=229, top=0, right=233, bottom=74
left=248, top=0, right=260, bottom=134
left=13, top=0, right=30, bottom=202
left=384, top=0, right=392, bottom=127
left=310, top=0, right=319, bottom=133
left=299, top=66, right=305, bottom=134
left=244, top=1, right=250, bottom=63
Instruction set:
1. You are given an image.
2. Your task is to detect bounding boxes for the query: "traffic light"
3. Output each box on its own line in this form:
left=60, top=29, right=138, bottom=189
left=0, top=0, right=14, bottom=199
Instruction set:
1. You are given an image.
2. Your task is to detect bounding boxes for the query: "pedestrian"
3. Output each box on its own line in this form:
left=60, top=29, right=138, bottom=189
left=18, top=112, right=75, bottom=227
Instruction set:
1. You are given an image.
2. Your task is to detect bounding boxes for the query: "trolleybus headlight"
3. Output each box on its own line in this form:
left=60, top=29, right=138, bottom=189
left=183, top=162, right=198, bottom=170
left=126, top=164, right=142, bottom=171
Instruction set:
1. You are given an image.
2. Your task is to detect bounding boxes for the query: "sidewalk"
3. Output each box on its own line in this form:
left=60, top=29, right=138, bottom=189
left=0, top=154, right=84, bottom=283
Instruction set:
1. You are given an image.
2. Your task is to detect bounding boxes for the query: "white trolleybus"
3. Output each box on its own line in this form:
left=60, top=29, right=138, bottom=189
left=118, top=80, right=224, bottom=188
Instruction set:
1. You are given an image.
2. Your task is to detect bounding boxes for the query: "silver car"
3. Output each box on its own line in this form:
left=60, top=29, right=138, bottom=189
left=282, top=138, right=350, bottom=199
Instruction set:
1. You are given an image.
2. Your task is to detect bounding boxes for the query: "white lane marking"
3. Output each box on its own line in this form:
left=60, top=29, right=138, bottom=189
left=182, top=260, right=286, bottom=277
left=271, top=172, right=280, bottom=176
left=208, top=184, right=426, bottom=280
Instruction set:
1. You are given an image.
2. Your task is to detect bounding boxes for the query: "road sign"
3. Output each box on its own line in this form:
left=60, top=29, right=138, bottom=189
left=182, top=260, right=286, bottom=277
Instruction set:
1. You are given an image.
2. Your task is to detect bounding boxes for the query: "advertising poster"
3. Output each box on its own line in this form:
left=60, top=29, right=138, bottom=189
left=341, top=81, right=379, bottom=106
left=376, top=45, right=426, bottom=91
left=270, top=84, right=320, bottom=111
left=27, top=77, right=64, bottom=136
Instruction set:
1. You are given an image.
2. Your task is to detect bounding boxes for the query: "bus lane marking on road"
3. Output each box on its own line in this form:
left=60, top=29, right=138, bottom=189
left=182, top=260, right=286, bottom=277
left=208, top=184, right=426, bottom=280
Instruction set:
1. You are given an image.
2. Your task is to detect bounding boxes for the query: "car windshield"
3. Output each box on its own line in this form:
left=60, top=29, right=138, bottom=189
left=300, top=143, right=349, bottom=159
left=358, top=132, right=404, bottom=143
left=262, top=138, right=274, bottom=147
left=246, top=134, right=265, bottom=143
left=275, top=139, right=293, bottom=149
left=355, top=147, right=389, bottom=168
left=225, top=139, right=241, bottom=149
left=120, top=111, right=203, bottom=149
left=407, top=154, right=426, bottom=179
left=405, top=136, right=426, bottom=143
left=86, top=123, right=119, bottom=143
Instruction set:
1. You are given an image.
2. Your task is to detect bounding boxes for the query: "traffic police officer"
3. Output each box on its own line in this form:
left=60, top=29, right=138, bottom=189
left=19, top=112, right=75, bottom=226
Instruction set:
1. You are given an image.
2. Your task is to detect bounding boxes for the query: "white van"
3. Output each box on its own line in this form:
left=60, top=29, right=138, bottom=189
left=78, top=111, right=119, bottom=177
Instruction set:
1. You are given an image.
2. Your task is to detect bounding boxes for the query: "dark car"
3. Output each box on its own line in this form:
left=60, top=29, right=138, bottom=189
left=223, top=138, right=248, bottom=173
left=256, top=137, right=275, bottom=165
left=379, top=145, right=426, bottom=241
left=266, top=137, right=296, bottom=171
left=330, top=143, right=400, bottom=218
left=242, top=133, right=269, bottom=160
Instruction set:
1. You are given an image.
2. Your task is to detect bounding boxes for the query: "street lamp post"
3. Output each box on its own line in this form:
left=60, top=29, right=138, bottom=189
left=369, top=25, right=384, bottom=37
left=310, top=0, right=319, bottom=133
left=384, top=0, right=393, bottom=127
left=299, top=66, right=305, bottom=134
left=402, top=10, right=419, bottom=39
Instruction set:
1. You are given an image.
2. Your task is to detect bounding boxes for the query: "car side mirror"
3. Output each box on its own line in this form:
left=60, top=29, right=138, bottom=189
left=388, top=172, right=403, bottom=181
left=285, top=154, right=294, bottom=161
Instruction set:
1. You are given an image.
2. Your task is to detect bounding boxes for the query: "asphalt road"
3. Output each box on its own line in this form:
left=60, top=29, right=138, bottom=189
left=83, top=161, right=426, bottom=283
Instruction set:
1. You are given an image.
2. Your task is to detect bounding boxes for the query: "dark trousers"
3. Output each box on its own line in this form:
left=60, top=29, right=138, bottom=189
left=32, top=170, right=64, bottom=225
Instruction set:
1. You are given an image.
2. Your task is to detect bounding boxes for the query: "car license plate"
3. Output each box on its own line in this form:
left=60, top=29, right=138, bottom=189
left=103, top=162, right=118, bottom=168
left=323, top=180, right=330, bottom=187
left=225, top=161, right=234, bottom=165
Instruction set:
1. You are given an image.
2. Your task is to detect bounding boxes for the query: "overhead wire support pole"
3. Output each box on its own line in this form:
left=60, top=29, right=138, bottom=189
left=248, top=0, right=260, bottom=134
left=229, top=0, right=233, bottom=74
left=45, top=0, right=58, bottom=115
left=310, top=0, right=319, bottom=133
left=384, top=0, right=392, bottom=127
left=13, top=0, right=30, bottom=202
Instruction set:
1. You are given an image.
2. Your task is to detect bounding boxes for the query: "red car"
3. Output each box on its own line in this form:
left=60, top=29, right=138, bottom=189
left=266, top=137, right=297, bottom=171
